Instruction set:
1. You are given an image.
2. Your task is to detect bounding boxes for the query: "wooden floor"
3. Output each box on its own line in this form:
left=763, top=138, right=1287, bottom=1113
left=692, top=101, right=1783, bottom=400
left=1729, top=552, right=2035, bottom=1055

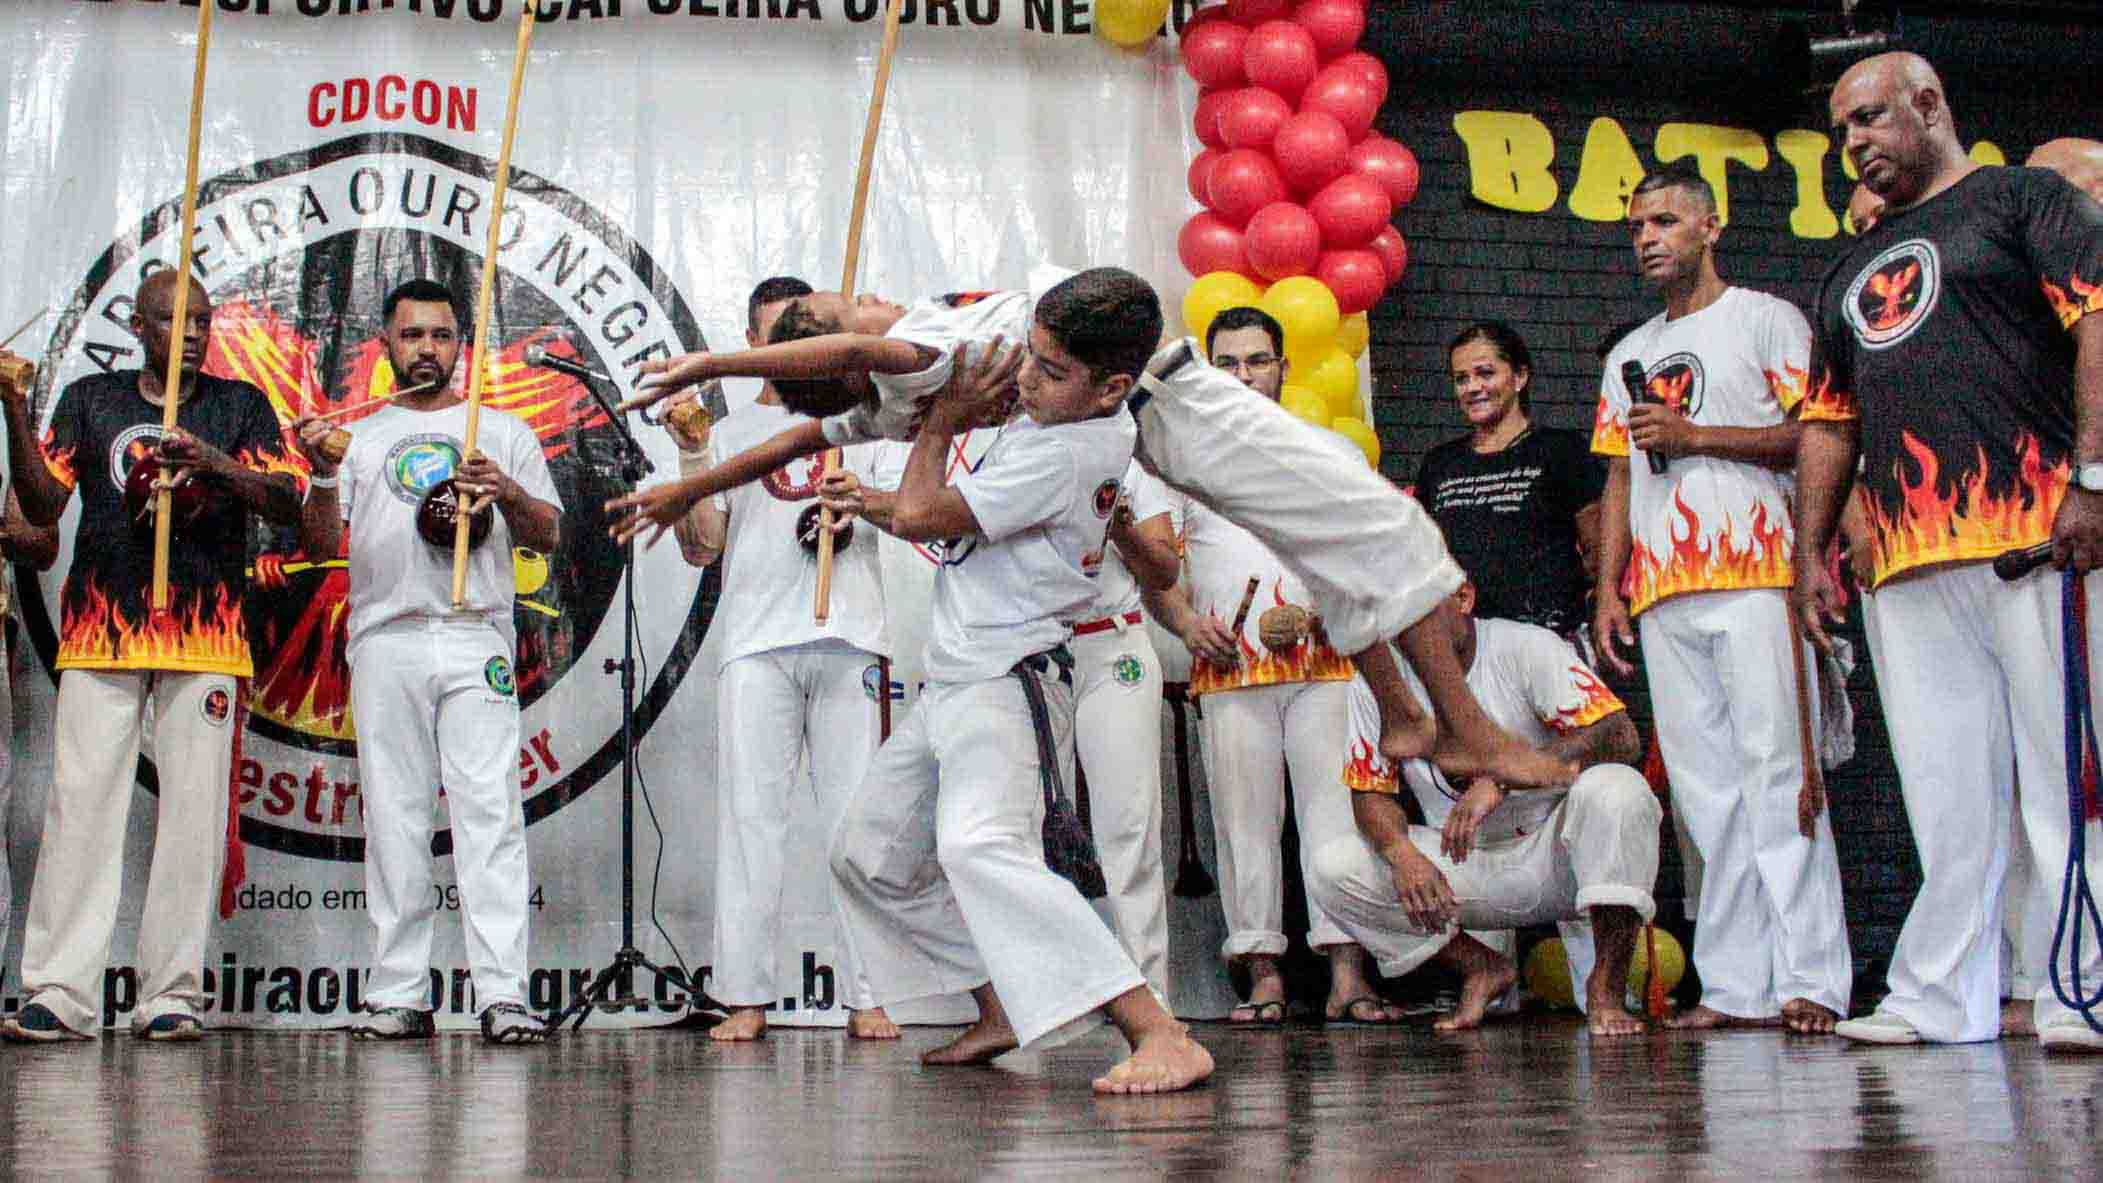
left=1, top=1018, right=2098, bottom=1178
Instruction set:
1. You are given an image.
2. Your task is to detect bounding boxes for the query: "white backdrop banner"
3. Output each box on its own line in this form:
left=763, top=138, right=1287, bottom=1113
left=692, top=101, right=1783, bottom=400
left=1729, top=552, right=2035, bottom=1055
left=0, top=0, right=1233, bottom=1029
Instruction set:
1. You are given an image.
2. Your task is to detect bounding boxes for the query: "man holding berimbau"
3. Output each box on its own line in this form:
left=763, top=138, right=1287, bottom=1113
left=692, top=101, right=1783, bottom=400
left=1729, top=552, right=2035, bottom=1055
left=0, top=270, right=304, bottom=1042
left=292, top=278, right=562, bottom=1046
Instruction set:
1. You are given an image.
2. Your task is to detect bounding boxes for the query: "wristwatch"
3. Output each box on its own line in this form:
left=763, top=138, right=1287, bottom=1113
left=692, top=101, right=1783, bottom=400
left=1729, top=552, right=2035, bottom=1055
left=2078, top=461, right=2103, bottom=493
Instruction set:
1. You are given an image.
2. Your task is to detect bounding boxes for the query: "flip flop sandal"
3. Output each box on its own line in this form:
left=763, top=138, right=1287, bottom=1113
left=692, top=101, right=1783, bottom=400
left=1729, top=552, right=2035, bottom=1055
left=1325, top=996, right=1404, bottom=1027
left=1227, top=1000, right=1287, bottom=1027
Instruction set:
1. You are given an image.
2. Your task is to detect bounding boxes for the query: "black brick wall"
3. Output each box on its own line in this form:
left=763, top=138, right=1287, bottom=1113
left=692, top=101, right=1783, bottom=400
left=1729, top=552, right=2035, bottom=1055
left=1360, top=0, right=2103, bottom=982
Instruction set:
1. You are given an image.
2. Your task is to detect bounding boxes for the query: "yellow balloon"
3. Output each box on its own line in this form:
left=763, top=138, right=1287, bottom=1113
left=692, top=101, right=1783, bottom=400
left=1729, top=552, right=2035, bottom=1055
left=1280, top=386, right=1330, bottom=426
left=1094, top=0, right=1171, bottom=46
left=1259, top=276, right=1341, bottom=367
left=1182, top=271, right=1263, bottom=347
left=513, top=547, right=549, bottom=597
left=1302, top=348, right=1360, bottom=418
left=1338, top=312, right=1370, bottom=358
left=1330, top=416, right=1380, bottom=468
left=1629, top=926, right=1687, bottom=996
left=1524, top=937, right=1577, bottom=1009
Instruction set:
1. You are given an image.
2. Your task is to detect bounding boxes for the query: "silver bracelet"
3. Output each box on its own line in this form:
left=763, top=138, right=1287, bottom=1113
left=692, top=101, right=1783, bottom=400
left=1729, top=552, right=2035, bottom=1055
left=307, top=471, right=339, bottom=490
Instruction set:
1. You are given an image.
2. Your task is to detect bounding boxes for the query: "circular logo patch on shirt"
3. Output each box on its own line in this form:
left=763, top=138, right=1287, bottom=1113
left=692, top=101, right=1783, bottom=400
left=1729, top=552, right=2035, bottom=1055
left=485, top=656, right=516, bottom=697
left=1113, top=653, right=1144, bottom=686
left=1843, top=238, right=1941, bottom=350
left=107, top=424, right=167, bottom=493
left=1092, top=479, right=1121, bottom=519
left=201, top=687, right=232, bottom=726
left=1642, top=353, right=1705, bottom=421
left=383, top=435, right=463, bottom=505
left=761, top=454, right=827, bottom=502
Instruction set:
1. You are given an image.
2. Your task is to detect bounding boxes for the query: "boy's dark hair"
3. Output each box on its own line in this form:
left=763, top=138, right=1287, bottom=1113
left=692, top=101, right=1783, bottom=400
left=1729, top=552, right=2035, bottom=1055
left=1447, top=320, right=1534, bottom=414
left=1035, top=267, right=1162, bottom=384
left=765, top=296, right=861, bottom=417
left=1205, top=305, right=1285, bottom=358
left=382, top=278, right=464, bottom=330
left=748, top=276, right=814, bottom=334
left=1631, top=160, right=1717, bottom=214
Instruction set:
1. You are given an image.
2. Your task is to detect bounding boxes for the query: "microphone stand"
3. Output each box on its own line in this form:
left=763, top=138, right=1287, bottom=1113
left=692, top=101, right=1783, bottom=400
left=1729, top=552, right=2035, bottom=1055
left=556, top=370, right=722, bottom=1031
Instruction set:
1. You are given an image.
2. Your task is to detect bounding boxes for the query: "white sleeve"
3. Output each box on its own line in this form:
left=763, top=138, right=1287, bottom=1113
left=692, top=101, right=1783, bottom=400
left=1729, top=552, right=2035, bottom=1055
left=820, top=403, right=884, bottom=447
left=853, top=440, right=909, bottom=492
left=1758, top=297, right=1815, bottom=415
left=953, top=430, right=1079, bottom=544
left=337, top=435, right=359, bottom=523
left=1122, top=461, right=1175, bottom=525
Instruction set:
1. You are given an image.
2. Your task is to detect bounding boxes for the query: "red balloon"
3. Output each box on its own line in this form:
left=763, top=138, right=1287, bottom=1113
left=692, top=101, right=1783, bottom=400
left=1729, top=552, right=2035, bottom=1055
left=1226, top=0, right=1293, bottom=24
left=1245, top=201, right=1323, bottom=281
left=1295, top=0, right=1367, bottom=60
left=1207, top=148, right=1290, bottom=227
left=1218, top=87, right=1293, bottom=150
left=1316, top=249, right=1388, bottom=315
left=1272, top=110, right=1352, bottom=195
left=1349, top=135, right=1421, bottom=208
left=1183, top=2, right=1231, bottom=29
left=1308, top=172, right=1393, bottom=249
left=1187, top=147, right=1226, bottom=207
left=1242, top=21, right=1320, bottom=103
left=1370, top=225, right=1409, bottom=286
left=1192, top=87, right=1234, bottom=150
left=1181, top=19, right=1248, bottom=88
left=1179, top=212, right=1252, bottom=279
left=1329, top=50, right=1390, bottom=104
left=1300, top=66, right=1381, bottom=142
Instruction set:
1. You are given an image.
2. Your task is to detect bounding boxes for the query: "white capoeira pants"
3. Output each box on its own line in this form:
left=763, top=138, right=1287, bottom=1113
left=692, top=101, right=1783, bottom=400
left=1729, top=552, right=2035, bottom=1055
left=1131, top=339, right=1463, bottom=654
left=353, top=618, right=531, bottom=1012
left=1639, top=587, right=1852, bottom=1019
left=713, top=640, right=881, bottom=1012
left=1308, top=764, right=1661, bottom=977
left=1200, top=679, right=1358, bottom=959
left=829, top=666, right=1146, bottom=1047
left=1070, top=624, right=1171, bottom=1004
left=1864, top=562, right=2103, bottom=1042
left=19, top=668, right=233, bottom=1033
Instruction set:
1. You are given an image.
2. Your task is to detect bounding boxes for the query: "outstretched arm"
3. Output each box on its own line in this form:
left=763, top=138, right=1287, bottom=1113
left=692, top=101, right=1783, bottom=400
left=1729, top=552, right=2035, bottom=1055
left=620, top=333, right=937, bottom=413
left=604, top=418, right=831, bottom=547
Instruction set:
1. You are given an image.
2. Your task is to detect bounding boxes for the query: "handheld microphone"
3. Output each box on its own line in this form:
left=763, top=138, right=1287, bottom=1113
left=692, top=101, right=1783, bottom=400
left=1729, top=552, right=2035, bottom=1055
left=1621, top=359, right=1669, bottom=477
left=523, top=345, right=611, bottom=386
left=1994, top=541, right=2055, bottom=582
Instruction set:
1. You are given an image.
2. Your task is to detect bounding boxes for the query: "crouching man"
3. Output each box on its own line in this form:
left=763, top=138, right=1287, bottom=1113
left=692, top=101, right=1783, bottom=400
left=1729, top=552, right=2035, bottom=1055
left=1310, top=583, right=1661, bottom=1036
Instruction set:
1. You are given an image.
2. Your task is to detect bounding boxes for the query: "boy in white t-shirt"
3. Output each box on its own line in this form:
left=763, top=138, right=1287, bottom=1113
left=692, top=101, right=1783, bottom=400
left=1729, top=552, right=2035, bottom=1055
left=823, top=269, right=1211, bottom=1094
left=293, top=280, right=564, bottom=1046
left=607, top=270, right=1573, bottom=797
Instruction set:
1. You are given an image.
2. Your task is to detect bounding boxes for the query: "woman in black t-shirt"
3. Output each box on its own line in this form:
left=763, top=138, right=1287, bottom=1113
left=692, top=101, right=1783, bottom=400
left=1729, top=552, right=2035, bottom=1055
left=1414, top=321, right=1603, bottom=636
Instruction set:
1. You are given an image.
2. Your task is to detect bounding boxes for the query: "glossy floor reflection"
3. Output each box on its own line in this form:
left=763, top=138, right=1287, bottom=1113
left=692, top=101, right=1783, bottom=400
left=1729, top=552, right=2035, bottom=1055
left=0, top=1018, right=2098, bottom=1177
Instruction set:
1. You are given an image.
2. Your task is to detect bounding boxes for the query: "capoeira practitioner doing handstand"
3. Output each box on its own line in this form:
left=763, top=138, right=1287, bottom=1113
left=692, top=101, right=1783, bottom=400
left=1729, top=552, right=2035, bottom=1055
left=292, top=279, right=563, bottom=1045
left=819, top=268, right=1212, bottom=1093
left=1796, top=54, right=2103, bottom=1050
left=1315, top=583, right=1661, bottom=1037
left=608, top=269, right=1573, bottom=794
left=667, top=276, right=905, bottom=1042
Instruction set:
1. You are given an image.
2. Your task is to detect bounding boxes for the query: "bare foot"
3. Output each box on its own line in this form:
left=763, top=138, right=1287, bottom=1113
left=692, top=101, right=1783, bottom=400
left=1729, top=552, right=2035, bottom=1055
left=1781, top=998, right=1839, bottom=1035
left=847, top=1007, right=901, bottom=1040
left=709, top=1006, right=767, bottom=1042
left=1434, top=947, right=1518, bottom=1032
left=1585, top=974, right=1647, bottom=1037
left=921, top=1016, right=1018, bottom=1066
left=2001, top=999, right=2036, bottom=1038
left=1092, top=1025, right=1215, bottom=1095
left=1663, top=1005, right=1783, bottom=1031
left=1433, top=734, right=1576, bottom=791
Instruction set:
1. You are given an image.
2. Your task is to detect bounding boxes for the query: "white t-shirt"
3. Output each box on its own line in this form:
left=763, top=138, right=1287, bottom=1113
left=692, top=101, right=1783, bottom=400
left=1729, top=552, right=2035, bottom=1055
left=819, top=265, right=1077, bottom=447
left=926, top=411, right=1137, bottom=683
left=1088, top=461, right=1176, bottom=621
left=1592, top=286, right=1810, bottom=616
left=337, top=403, right=562, bottom=659
left=708, top=399, right=903, bottom=665
left=1177, top=491, right=1353, bottom=696
left=1363, top=618, right=1626, bottom=842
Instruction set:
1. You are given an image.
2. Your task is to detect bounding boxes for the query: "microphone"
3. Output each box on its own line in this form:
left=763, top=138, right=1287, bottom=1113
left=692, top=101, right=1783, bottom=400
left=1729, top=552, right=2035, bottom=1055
left=1621, top=359, right=1668, bottom=476
left=523, top=345, right=611, bottom=386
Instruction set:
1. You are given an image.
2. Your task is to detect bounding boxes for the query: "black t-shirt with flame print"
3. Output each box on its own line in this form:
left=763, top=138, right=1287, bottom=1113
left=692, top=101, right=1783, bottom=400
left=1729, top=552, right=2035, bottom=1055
left=1802, top=166, right=2103, bottom=586
left=41, top=371, right=307, bottom=676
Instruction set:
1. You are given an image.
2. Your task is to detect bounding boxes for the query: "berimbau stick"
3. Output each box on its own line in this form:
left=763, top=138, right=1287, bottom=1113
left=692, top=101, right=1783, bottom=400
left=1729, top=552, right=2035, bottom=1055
left=312, top=380, right=440, bottom=424
left=815, top=0, right=906, bottom=625
left=0, top=308, right=49, bottom=352
left=150, top=1, right=214, bottom=615
left=453, top=2, right=537, bottom=607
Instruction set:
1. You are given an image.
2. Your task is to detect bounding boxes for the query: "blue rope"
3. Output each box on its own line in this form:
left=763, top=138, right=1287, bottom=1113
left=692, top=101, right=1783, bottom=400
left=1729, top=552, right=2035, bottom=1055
left=2052, top=567, right=2103, bottom=1032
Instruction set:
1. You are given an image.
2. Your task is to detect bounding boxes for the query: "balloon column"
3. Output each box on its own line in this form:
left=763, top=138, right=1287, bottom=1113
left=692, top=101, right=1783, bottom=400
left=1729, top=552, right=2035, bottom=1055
left=1174, top=0, right=1415, bottom=468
